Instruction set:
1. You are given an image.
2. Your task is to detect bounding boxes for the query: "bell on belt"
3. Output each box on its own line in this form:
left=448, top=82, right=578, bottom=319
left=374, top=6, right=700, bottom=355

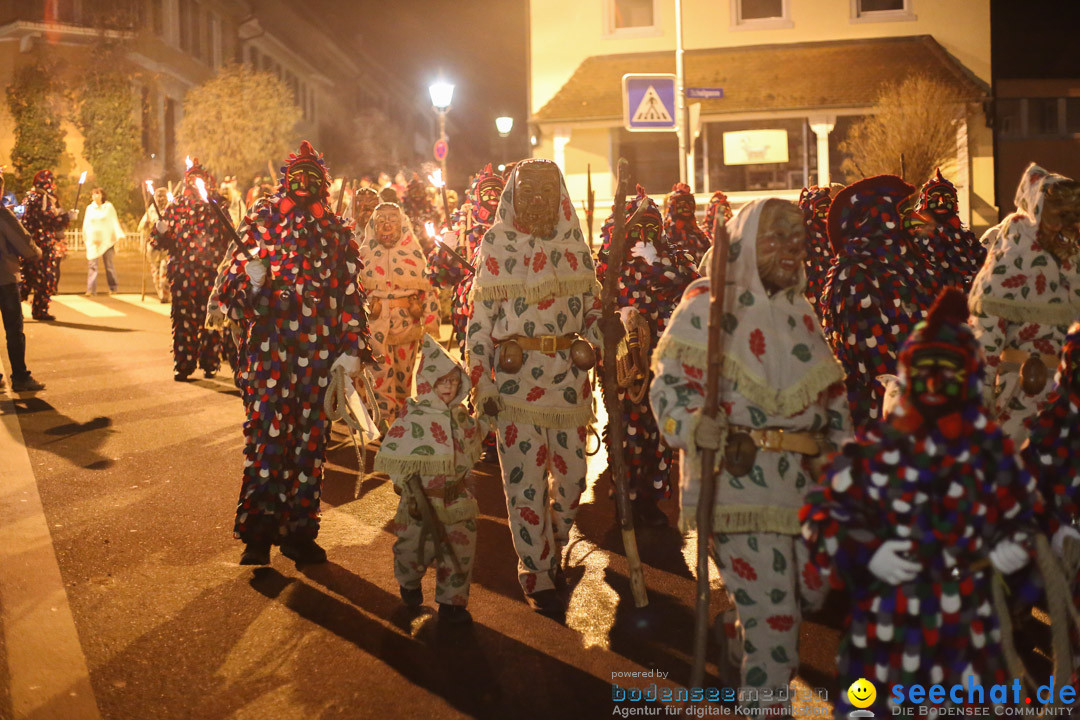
left=408, top=297, right=423, bottom=322
left=369, top=298, right=382, bottom=320
left=498, top=339, right=523, bottom=373
left=724, top=432, right=759, bottom=477
left=1020, top=355, right=1049, bottom=395
left=570, top=338, right=596, bottom=370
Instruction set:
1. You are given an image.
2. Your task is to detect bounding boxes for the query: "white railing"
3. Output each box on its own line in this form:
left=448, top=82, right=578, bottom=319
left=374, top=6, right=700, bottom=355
left=63, top=228, right=148, bottom=253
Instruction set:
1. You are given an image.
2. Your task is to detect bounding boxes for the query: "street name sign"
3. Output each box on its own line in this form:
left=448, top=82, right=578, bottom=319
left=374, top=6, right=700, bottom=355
left=686, top=87, right=724, bottom=99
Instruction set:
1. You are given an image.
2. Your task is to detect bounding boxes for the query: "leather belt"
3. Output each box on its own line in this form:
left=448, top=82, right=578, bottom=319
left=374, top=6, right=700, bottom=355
left=1000, top=348, right=1058, bottom=369
left=385, top=296, right=420, bottom=309
left=728, top=425, right=823, bottom=456
left=498, top=334, right=576, bottom=354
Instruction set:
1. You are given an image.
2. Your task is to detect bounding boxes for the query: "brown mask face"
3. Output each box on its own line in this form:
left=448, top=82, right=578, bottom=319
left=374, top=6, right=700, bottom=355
left=356, top=190, right=379, bottom=229
left=373, top=206, right=403, bottom=247
left=672, top=195, right=696, bottom=220
left=513, top=161, right=561, bottom=238
left=1037, top=181, right=1080, bottom=263
left=756, top=200, right=807, bottom=294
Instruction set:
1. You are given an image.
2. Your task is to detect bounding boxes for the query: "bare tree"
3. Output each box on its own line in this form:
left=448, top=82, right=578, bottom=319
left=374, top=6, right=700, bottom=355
left=839, top=75, right=961, bottom=184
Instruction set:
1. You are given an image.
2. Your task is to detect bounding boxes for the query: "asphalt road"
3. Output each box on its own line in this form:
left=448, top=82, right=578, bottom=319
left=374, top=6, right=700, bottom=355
left=0, top=287, right=842, bottom=720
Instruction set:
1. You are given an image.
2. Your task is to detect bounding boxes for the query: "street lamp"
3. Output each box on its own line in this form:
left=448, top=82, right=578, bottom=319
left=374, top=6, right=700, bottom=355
left=429, top=80, right=455, bottom=180
left=495, top=116, right=513, bottom=137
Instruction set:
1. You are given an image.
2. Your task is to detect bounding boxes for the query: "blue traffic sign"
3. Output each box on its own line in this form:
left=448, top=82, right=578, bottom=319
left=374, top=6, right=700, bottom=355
left=623, top=74, right=677, bottom=132
left=686, top=87, right=724, bottom=99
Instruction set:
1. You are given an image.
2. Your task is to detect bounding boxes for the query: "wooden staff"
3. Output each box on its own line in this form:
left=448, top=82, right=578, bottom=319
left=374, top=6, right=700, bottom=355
left=584, top=163, right=595, bottom=248
left=334, top=176, right=349, bottom=215
left=689, top=211, right=731, bottom=689
left=599, top=157, right=648, bottom=608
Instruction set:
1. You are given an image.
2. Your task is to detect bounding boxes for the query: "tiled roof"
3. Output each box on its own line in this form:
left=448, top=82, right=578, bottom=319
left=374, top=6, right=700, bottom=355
left=533, top=35, right=987, bottom=124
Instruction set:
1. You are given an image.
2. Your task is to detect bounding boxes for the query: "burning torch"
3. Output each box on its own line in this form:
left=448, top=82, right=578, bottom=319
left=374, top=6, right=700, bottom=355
left=426, top=221, right=473, bottom=275
left=72, top=170, right=88, bottom=212
left=194, top=177, right=254, bottom=262
left=428, top=169, right=451, bottom=230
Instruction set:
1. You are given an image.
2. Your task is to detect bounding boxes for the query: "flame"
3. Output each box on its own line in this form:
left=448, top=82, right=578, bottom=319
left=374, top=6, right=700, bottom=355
left=185, top=156, right=193, bottom=171
left=194, top=177, right=208, bottom=202
left=166, top=191, right=175, bottom=204
left=78, top=171, right=88, bottom=184
left=427, top=169, right=444, bottom=188
left=144, top=180, right=155, bottom=194
left=424, top=221, right=437, bottom=238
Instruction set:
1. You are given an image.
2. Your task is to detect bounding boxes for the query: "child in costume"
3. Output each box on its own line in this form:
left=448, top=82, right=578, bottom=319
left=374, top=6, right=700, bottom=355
left=375, top=334, right=482, bottom=624
left=651, top=198, right=851, bottom=717
left=803, top=288, right=1043, bottom=716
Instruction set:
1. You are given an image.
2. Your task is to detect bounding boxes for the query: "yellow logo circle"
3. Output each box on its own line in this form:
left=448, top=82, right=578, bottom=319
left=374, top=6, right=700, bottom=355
left=848, top=678, right=877, bottom=709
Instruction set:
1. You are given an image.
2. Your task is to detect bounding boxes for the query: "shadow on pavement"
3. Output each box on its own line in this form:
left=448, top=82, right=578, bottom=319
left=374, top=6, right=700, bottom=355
left=32, top=320, right=135, bottom=333
left=13, top=397, right=115, bottom=470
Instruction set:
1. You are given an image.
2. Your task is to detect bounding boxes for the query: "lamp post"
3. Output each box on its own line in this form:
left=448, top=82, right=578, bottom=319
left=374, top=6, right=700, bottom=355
left=428, top=80, right=455, bottom=181
left=495, top=116, right=514, bottom=165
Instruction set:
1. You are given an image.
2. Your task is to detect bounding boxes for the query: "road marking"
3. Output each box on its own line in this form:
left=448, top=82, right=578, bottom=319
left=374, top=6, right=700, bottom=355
left=0, top=358, right=103, bottom=719
left=50, top=295, right=125, bottom=318
left=20, top=302, right=29, bottom=319
left=110, top=293, right=172, bottom=316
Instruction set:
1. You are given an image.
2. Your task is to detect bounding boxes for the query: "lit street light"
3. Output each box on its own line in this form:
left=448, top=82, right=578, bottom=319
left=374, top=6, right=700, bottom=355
left=428, top=80, right=455, bottom=181
left=495, top=116, right=513, bottom=137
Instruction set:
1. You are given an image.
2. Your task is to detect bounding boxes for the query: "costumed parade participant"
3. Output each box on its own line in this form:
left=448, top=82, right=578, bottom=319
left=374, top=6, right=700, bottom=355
left=650, top=198, right=851, bottom=716
left=798, top=185, right=832, bottom=313
left=663, top=183, right=710, bottom=264
left=913, top=169, right=985, bottom=292
left=802, top=288, right=1043, bottom=717
left=357, top=202, right=440, bottom=422
left=375, top=334, right=482, bottom=624
left=217, top=140, right=375, bottom=565
left=969, top=163, right=1080, bottom=445
left=703, top=189, right=733, bottom=240
left=150, top=158, right=230, bottom=381
left=19, top=169, right=74, bottom=321
left=138, top=187, right=171, bottom=303
left=820, top=175, right=930, bottom=433
left=595, top=185, right=698, bottom=525
left=402, top=174, right=438, bottom=253
left=352, top=186, right=380, bottom=231
left=427, top=164, right=504, bottom=356
left=466, top=158, right=604, bottom=616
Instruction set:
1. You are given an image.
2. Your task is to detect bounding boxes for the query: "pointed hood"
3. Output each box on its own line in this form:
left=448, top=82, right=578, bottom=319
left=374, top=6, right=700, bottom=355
left=469, top=159, right=599, bottom=303
left=278, top=140, right=331, bottom=204
left=468, top=163, right=505, bottom=226
left=374, top=334, right=480, bottom=476
left=704, top=189, right=733, bottom=238
left=826, top=175, right=914, bottom=257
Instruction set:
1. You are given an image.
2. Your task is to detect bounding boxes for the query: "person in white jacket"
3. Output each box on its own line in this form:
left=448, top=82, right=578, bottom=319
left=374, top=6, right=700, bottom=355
left=82, top=187, right=123, bottom=295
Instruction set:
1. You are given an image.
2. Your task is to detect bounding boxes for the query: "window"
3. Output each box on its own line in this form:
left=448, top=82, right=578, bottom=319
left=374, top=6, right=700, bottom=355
left=704, top=118, right=810, bottom=192
left=1029, top=97, right=1059, bottom=136
left=851, top=0, right=915, bottom=22
left=178, top=1, right=191, bottom=52
left=996, top=98, right=1022, bottom=138
left=605, top=0, right=659, bottom=36
left=731, top=0, right=791, bottom=29
left=1066, top=98, right=1080, bottom=135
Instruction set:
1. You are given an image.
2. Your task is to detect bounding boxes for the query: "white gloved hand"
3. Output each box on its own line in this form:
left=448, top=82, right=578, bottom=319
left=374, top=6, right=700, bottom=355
left=331, top=353, right=362, bottom=378
left=244, top=261, right=267, bottom=289
left=155, top=220, right=169, bottom=235
left=619, top=306, right=633, bottom=324
left=68, top=209, right=78, bottom=221
left=1051, top=526, right=1080, bottom=558
left=868, top=540, right=922, bottom=585
left=989, top=539, right=1029, bottom=574
left=629, top=241, right=658, bottom=265
left=693, top=412, right=728, bottom=451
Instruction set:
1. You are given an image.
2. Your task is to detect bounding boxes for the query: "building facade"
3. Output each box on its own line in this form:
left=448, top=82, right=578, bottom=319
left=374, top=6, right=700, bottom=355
left=0, top=0, right=429, bottom=189
left=528, top=0, right=995, bottom=232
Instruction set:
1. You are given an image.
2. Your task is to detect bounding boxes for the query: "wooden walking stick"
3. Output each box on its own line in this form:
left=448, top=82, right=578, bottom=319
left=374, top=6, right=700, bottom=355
left=689, top=211, right=731, bottom=689
left=600, top=157, right=648, bottom=608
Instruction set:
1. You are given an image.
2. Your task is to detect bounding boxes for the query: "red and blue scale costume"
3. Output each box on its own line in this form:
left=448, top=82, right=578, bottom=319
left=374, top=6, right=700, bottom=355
left=819, top=176, right=932, bottom=433
left=150, top=158, right=230, bottom=379
left=596, top=186, right=699, bottom=500
left=218, top=141, right=374, bottom=546
left=703, top=189, right=733, bottom=240
left=663, top=182, right=710, bottom=265
left=798, top=185, right=832, bottom=314
left=19, top=169, right=70, bottom=320
left=912, top=169, right=985, bottom=293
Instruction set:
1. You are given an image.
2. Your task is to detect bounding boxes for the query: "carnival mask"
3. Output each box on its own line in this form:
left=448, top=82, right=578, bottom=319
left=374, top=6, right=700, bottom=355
left=408, top=181, right=426, bottom=203
left=907, top=346, right=968, bottom=421
left=355, top=189, right=379, bottom=229
left=923, top=188, right=957, bottom=216
left=672, top=195, right=696, bottom=221
left=477, top=176, right=504, bottom=219
left=285, top=162, right=326, bottom=205
left=1037, top=181, right=1080, bottom=263
left=374, top=206, right=403, bottom=247
left=756, top=200, right=806, bottom=294
left=811, top=196, right=830, bottom=222
left=629, top=209, right=663, bottom=250
left=513, top=161, right=561, bottom=238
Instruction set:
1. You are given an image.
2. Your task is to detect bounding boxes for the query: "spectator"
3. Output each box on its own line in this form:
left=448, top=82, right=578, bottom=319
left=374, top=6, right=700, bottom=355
left=82, top=187, right=123, bottom=295
left=0, top=174, right=45, bottom=392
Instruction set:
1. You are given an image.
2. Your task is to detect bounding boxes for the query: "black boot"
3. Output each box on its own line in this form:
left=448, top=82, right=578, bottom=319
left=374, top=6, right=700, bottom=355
left=280, top=537, right=328, bottom=564
left=525, top=589, right=565, bottom=619
left=438, top=603, right=473, bottom=625
left=632, top=495, right=669, bottom=528
left=399, top=585, right=423, bottom=607
left=239, top=540, right=271, bottom=565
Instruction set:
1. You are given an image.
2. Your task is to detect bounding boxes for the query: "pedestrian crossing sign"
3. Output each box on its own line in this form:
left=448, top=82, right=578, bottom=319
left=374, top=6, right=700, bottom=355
left=623, top=74, right=677, bottom=132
